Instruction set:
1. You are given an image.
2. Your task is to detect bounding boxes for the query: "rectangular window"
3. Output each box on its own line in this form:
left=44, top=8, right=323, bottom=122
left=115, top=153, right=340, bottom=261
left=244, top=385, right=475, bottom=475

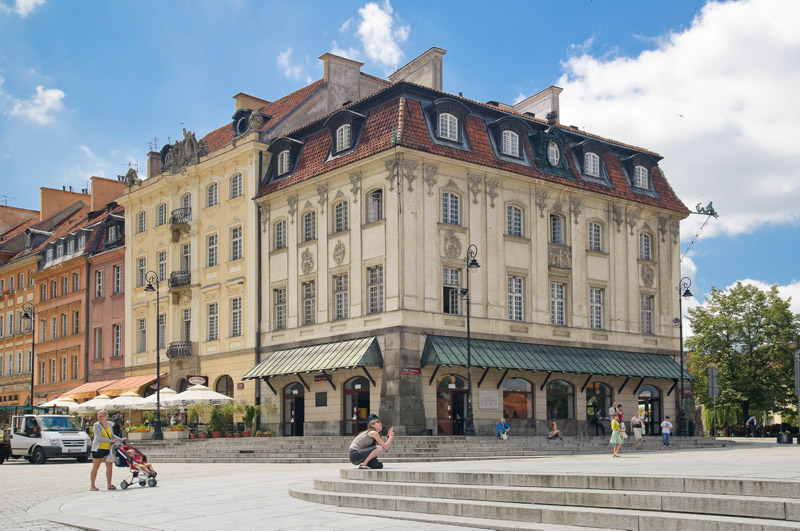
left=113, top=324, right=122, bottom=356
left=56, top=245, right=63, bottom=258
left=114, top=265, right=122, bottom=293
left=137, top=212, right=146, bottom=233
left=442, top=192, right=459, bottom=225
left=137, top=257, right=146, bottom=287
left=72, top=310, right=79, bottom=335
left=333, top=202, right=349, bottom=233
left=94, top=328, right=103, bottom=359
left=40, top=319, right=46, bottom=342
left=588, top=222, right=602, bottom=252
left=0, top=316, right=3, bottom=338
left=158, top=314, right=166, bottom=349
left=137, top=318, right=147, bottom=353
left=333, top=274, right=349, bottom=320
left=18, top=273, right=24, bottom=290
left=7, top=313, right=13, bottom=336
left=231, top=226, right=243, bottom=261
left=274, top=221, right=286, bottom=250
left=157, top=252, right=166, bottom=283
left=230, top=174, right=242, bottom=199
left=61, top=357, right=67, bottom=381
left=639, top=233, right=652, bottom=260
left=443, top=268, right=461, bottom=315
left=550, top=214, right=564, bottom=244
left=366, top=190, right=383, bottom=223
left=52, top=280, right=57, bottom=298
left=589, top=288, right=604, bottom=330
left=207, top=303, right=218, bottom=341
left=61, top=313, right=67, bottom=337
left=302, top=281, right=316, bottom=325
left=16, top=351, right=22, bottom=374
left=72, top=355, right=78, bottom=380
left=41, top=282, right=47, bottom=302
left=40, top=360, right=45, bottom=384
left=51, top=317, right=56, bottom=339
left=641, top=295, right=654, bottom=335
left=62, top=275, right=68, bottom=295
left=30, top=269, right=35, bottom=287
left=26, top=349, right=32, bottom=373
left=50, top=359, right=56, bottom=382
left=73, top=272, right=80, bottom=292
left=550, top=282, right=565, bottom=326
left=182, top=244, right=191, bottom=271
left=95, top=269, right=104, bottom=298
left=207, top=234, right=218, bottom=267
left=506, top=206, right=522, bottom=237
left=182, top=309, right=191, bottom=342
left=230, top=297, right=242, bottom=337
left=367, top=266, right=384, bottom=314
left=303, top=212, right=316, bottom=242
left=274, top=288, right=286, bottom=330
left=507, top=276, right=524, bottom=321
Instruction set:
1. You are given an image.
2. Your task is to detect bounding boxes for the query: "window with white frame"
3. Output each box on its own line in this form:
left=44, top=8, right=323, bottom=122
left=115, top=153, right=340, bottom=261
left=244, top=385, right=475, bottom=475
left=154, top=250, right=164, bottom=282
left=71, top=355, right=78, bottom=380
left=157, top=203, right=167, bottom=226
left=508, top=276, right=524, bottom=321
left=46, top=248, right=53, bottom=263
left=442, top=192, right=460, bottom=225
left=443, top=268, right=461, bottom=315
left=26, top=349, right=32, bottom=373
left=181, top=193, right=192, bottom=219
left=507, top=205, right=523, bottom=237
left=137, top=318, right=146, bottom=353
left=333, top=274, right=348, bottom=320
left=548, top=141, right=560, bottom=166
left=113, top=324, right=122, bottom=356
left=641, top=295, right=654, bottom=334
left=589, top=288, right=604, bottom=329
left=274, top=220, right=287, bottom=250
left=182, top=309, right=191, bottom=341
left=584, top=152, right=600, bottom=177
left=207, top=303, right=218, bottom=341
left=61, top=313, right=67, bottom=337
left=277, top=150, right=291, bottom=175
left=302, top=281, right=316, bottom=325
left=639, top=233, right=652, bottom=260
left=19, top=272, right=24, bottom=290
left=8, top=313, right=14, bottom=336
left=51, top=317, right=56, bottom=339
left=0, top=355, right=4, bottom=376
left=550, top=214, right=565, bottom=244
left=62, top=275, right=68, bottom=295
left=0, top=316, right=3, bottom=338
left=94, top=328, right=103, bottom=359
left=368, top=266, right=384, bottom=314
left=40, top=319, right=45, bottom=342
left=78, top=234, right=86, bottom=249
left=366, top=190, right=383, bottom=223
left=73, top=272, right=80, bottom=292
left=52, top=280, right=57, bottom=298
left=136, top=211, right=146, bottom=233
left=72, top=310, right=79, bottom=335
left=230, top=297, right=242, bottom=337
left=113, top=265, right=122, bottom=293
left=229, top=173, right=242, bottom=199
left=273, top=288, right=286, bottom=330
left=550, top=282, right=566, bottom=326
left=336, top=124, right=352, bottom=152
left=207, top=234, right=218, bottom=267
left=16, top=351, right=22, bottom=374
left=60, top=357, right=67, bottom=381
left=302, top=211, right=316, bottom=242
left=230, top=226, right=243, bottom=261
left=501, top=130, right=519, bottom=157
left=40, top=360, right=45, bottom=384
left=633, top=165, right=649, bottom=188
left=588, top=222, right=602, bottom=252
left=50, top=359, right=56, bottom=382
left=438, top=113, right=458, bottom=141
left=333, top=201, right=348, bottom=233
left=137, top=257, right=146, bottom=287
left=67, top=239, right=75, bottom=254
left=182, top=244, right=191, bottom=271
left=206, top=182, right=219, bottom=207
left=158, top=314, right=166, bottom=349
left=94, top=269, right=103, bottom=298
left=56, top=244, right=63, bottom=258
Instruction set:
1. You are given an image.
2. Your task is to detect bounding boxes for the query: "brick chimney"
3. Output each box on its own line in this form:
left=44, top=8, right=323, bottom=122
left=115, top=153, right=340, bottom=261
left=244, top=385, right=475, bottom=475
left=233, top=92, right=271, bottom=112
left=389, top=47, right=446, bottom=91
left=90, top=176, right=126, bottom=211
left=147, top=151, right=163, bottom=180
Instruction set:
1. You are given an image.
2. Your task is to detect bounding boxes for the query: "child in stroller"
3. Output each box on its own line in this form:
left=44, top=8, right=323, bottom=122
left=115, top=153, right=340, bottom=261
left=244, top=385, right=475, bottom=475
left=115, top=444, right=158, bottom=489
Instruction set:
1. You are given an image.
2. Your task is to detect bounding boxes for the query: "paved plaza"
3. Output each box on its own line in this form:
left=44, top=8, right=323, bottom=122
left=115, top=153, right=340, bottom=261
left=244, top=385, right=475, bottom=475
left=1, top=439, right=798, bottom=531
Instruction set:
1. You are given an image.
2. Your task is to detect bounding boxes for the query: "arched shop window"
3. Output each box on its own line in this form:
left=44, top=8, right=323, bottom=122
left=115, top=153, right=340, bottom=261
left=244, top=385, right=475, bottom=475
left=546, top=379, right=574, bottom=420
left=215, top=375, right=234, bottom=398
left=502, top=378, right=533, bottom=419
left=586, top=382, right=612, bottom=419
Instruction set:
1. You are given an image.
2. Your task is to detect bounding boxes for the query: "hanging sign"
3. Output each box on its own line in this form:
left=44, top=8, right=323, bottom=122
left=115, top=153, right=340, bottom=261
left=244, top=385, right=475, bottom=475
left=402, top=368, right=421, bottom=375
left=187, top=375, right=208, bottom=386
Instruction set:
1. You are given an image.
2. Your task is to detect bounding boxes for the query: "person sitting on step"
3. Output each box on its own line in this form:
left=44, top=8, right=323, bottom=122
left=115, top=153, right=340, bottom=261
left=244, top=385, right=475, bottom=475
left=348, top=417, right=394, bottom=469
left=496, top=418, right=510, bottom=440
left=547, top=420, right=562, bottom=440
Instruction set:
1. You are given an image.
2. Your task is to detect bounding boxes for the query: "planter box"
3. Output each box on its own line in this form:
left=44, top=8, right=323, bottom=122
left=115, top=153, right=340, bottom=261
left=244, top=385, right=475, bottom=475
left=777, top=434, right=793, bottom=444
left=127, top=431, right=153, bottom=441
left=165, top=430, right=189, bottom=440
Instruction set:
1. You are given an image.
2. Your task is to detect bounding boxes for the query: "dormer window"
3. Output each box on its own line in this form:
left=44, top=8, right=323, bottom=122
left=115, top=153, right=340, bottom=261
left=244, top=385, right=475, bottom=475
left=277, top=150, right=290, bottom=175
left=67, top=239, right=75, bottom=254
left=585, top=152, right=600, bottom=177
left=78, top=235, right=86, bottom=249
left=267, top=136, right=303, bottom=180
left=502, top=131, right=519, bottom=157
left=438, top=113, right=458, bottom=141
left=56, top=245, right=63, bottom=258
left=621, top=153, right=658, bottom=193
left=336, top=124, right=351, bottom=152
left=633, top=165, right=649, bottom=188
left=548, top=141, right=560, bottom=166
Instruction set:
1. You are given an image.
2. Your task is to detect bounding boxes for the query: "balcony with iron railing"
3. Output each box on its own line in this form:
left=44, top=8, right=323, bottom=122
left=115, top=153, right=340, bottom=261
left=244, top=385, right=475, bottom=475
left=169, top=207, right=191, bottom=226
left=168, top=271, right=191, bottom=289
left=166, top=341, right=192, bottom=359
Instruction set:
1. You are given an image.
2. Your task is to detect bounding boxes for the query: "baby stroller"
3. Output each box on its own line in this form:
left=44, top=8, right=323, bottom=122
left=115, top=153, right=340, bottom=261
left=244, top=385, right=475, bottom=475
left=115, top=444, right=158, bottom=489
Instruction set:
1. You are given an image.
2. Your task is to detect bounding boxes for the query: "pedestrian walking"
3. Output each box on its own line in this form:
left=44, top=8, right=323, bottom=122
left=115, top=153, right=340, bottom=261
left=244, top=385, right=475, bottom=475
left=610, top=415, right=624, bottom=457
left=630, top=411, right=644, bottom=449
left=660, top=416, right=673, bottom=448
left=746, top=415, right=757, bottom=438
left=90, top=410, right=126, bottom=491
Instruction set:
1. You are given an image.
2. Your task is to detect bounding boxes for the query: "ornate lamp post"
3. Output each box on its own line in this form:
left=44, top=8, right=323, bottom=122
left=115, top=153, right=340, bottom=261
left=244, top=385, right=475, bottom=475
left=21, top=303, right=35, bottom=411
left=676, top=277, right=693, bottom=437
left=461, top=244, right=480, bottom=436
left=144, top=271, right=164, bottom=440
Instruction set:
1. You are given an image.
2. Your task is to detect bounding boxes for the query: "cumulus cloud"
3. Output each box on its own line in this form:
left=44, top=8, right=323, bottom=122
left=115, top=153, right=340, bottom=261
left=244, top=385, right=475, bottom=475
left=0, top=0, right=45, bottom=17
left=731, top=279, right=800, bottom=316
left=8, top=85, right=65, bottom=124
left=356, top=1, right=409, bottom=69
left=330, top=40, right=361, bottom=61
left=557, top=0, right=800, bottom=239
left=277, top=47, right=306, bottom=81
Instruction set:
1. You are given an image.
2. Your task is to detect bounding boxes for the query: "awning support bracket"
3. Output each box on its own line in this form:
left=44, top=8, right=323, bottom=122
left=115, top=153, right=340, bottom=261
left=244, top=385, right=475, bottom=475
left=618, top=376, right=631, bottom=394
left=539, top=371, right=553, bottom=392
left=321, top=370, right=336, bottom=391
left=362, top=367, right=376, bottom=387
left=632, top=377, right=645, bottom=395
left=580, top=374, right=594, bottom=393
left=496, top=368, right=510, bottom=390
left=296, top=373, right=310, bottom=392
left=477, top=368, right=490, bottom=388
left=428, top=365, right=441, bottom=386
left=667, top=380, right=677, bottom=397
left=262, top=376, right=277, bottom=396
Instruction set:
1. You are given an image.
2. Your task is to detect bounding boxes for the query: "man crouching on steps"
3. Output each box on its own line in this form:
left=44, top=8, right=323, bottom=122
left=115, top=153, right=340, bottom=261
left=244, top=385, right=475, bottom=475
left=349, top=418, right=394, bottom=469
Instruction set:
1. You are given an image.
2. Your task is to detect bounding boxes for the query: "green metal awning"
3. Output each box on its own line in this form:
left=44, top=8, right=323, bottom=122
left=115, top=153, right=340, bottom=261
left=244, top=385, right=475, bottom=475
left=421, top=335, right=691, bottom=380
left=243, top=337, right=383, bottom=380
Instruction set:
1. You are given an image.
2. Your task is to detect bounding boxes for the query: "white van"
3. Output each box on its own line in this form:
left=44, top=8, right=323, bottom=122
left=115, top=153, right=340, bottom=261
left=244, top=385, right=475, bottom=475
left=0, top=414, right=91, bottom=464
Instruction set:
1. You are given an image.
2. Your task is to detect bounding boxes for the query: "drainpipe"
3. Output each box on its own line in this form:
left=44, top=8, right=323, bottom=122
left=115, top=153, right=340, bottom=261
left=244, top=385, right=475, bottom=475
left=255, top=151, right=263, bottom=410
left=84, top=260, right=90, bottom=382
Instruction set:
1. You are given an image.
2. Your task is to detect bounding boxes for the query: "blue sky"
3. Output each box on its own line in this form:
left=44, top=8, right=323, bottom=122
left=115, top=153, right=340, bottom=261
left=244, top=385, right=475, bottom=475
left=1, top=0, right=799, bottom=319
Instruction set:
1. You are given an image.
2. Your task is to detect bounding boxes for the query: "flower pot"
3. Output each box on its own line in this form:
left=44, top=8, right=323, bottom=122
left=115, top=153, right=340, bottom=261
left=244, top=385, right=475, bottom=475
left=777, top=434, right=793, bottom=444
left=165, top=430, right=189, bottom=440
left=225, top=433, right=233, bottom=438
left=256, top=433, right=263, bottom=437
left=242, top=431, right=251, bottom=438
left=211, top=431, right=221, bottom=438
left=265, top=433, right=273, bottom=437
left=128, top=431, right=153, bottom=441
left=233, top=433, right=240, bottom=438
left=189, top=433, right=196, bottom=439
left=200, top=433, right=208, bottom=439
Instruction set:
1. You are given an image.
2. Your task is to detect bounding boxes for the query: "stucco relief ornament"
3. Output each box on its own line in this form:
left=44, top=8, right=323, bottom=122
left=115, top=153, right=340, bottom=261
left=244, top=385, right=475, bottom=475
left=485, top=178, right=499, bottom=208
left=259, top=202, right=270, bottom=233
left=423, top=164, right=438, bottom=196
left=385, top=159, right=400, bottom=192
left=401, top=159, right=418, bottom=192
left=658, top=215, right=668, bottom=242
left=287, top=196, right=298, bottom=224
left=626, top=210, right=640, bottom=236
left=444, top=230, right=462, bottom=258
left=641, top=264, right=655, bottom=288
left=248, top=111, right=264, bottom=132
left=548, top=246, right=572, bottom=269
left=317, top=185, right=328, bottom=214
left=552, top=198, right=563, bottom=213
left=468, top=173, right=482, bottom=204
left=349, top=172, right=361, bottom=202
left=333, top=240, right=346, bottom=265
left=670, top=220, right=680, bottom=243
left=612, top=205, right=624, bottom=233
left=163, top=128, right=209, bottom=174
left=334, top=190, right=344, bottom=200
left=301, top=248, right=314, bottom=274
left=304, top=200, right=312, bottom=209
left=535, top=189, right=548, bottom=218
left=570, top=197, right=582, bottom=225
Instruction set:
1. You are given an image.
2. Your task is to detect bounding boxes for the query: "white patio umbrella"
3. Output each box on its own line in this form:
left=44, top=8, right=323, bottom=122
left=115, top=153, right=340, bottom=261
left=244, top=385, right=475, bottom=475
left=105, top=391, right=143, bottom=410
left=39, top=396, right=79, bottom=411
left=163, top=384, right=233, bottom=407
left=75, top=394, right=112, bottom=413
left=133, top=387, right=177, bottom=410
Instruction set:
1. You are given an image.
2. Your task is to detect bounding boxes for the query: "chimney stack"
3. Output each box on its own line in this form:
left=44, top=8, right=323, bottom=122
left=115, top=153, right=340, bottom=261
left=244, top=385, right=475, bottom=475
left=389, top=47, right=446, bottom=91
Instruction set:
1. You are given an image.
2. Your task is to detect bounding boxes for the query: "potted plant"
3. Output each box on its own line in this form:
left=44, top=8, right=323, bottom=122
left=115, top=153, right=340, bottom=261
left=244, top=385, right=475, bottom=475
left=242, top=404, right=261, bottom=437
left=165, top=423, right=189, bottom=440
left=260, top=403, right=278, bottom=435
left=126, top=424, right=153, bottom=441
left=264, top=430, right=273, bottom=437
left=255, top=431, right=263, bottom=437
left=209, top=407, right=226, bottom=438
left=777, top=431, right=793, bottom=444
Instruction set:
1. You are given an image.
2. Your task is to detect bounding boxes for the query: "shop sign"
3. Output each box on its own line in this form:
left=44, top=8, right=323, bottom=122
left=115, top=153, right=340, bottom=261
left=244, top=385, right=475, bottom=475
left=236, top=382, right=245, bottom=390
left=314, top=375, right=330, bottom=382
left=401, top=367, right=421, bottom=375
left=188, top=375, right=208, bottom=386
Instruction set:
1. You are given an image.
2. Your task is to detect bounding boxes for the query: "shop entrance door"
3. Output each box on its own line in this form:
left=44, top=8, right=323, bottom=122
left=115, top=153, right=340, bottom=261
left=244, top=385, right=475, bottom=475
left=342, top=376, right=370, bottom=436
left=283, top=383, right=305, bottom=436
left=638, top=385, right=662, bottom=435
left=436, top=375, right=467, bottom=435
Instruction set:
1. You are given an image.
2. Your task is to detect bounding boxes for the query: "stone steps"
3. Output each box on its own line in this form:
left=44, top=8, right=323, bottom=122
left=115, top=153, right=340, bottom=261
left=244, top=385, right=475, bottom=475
left=289, top=470, right=800, bottom=530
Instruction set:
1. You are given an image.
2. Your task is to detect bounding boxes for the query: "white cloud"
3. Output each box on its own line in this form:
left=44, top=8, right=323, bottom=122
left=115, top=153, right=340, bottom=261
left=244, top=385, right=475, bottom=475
left=277, top=48, right=305, bottom=81
left=356, top=1, right=409, bottom=69
left=339, top=18, right=352, bottom=33
left=330, top=40, right=361, bottom=61
left=730, top=278, right=800, bottom=316
left=1, top=0, right=45, bottom=17
left=8, top=85, right=65, bottom=124
left=557, top=0, right=800, bottom=239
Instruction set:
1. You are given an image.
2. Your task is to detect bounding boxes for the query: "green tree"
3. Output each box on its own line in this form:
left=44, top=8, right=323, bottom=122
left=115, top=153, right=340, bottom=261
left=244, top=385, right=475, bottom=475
left=686, top=282, right=798, bottom=423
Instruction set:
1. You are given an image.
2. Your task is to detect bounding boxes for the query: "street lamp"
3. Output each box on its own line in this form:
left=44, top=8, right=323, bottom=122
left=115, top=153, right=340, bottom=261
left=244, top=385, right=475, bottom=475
left=461, top=244, right=480, bottom=436
left=21, top=303, right=35, bottom=412
left=144, top=271, right=164, bottom=441
left=675, top=276, right=693, bottom=437
left=789, top=337, right=800, bottom=436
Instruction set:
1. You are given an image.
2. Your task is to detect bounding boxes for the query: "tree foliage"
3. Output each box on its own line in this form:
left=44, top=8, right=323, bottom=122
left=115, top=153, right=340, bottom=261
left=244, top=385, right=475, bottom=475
left=686, top=282, right=798, bottom=422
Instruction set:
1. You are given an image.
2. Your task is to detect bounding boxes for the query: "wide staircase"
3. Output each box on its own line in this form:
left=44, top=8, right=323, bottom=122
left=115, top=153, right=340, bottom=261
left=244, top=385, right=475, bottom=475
left=290, top=469, right=800, bottom=530
left=133, top=435, right=727, bottom=464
